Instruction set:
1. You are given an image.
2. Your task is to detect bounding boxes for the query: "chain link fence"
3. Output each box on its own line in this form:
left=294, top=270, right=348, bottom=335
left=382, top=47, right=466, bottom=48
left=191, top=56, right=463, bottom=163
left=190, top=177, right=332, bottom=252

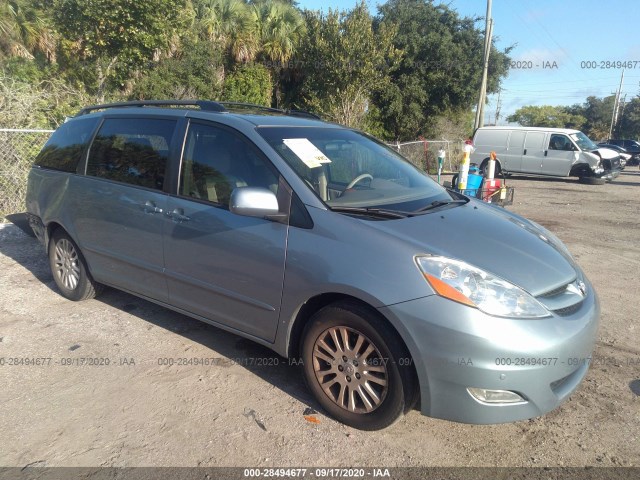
left=386, top=140, right=464, bottom=174
left=0, top=129, right=53, bottom=222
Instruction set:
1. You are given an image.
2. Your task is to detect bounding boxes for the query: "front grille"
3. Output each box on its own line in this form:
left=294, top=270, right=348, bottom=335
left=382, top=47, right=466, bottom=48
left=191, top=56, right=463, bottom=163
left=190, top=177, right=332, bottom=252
left=553, top=302, right=583, bottom=316
left=535, top=279, right=586, bottom=316
left=539, top=284, right=568, bottom=297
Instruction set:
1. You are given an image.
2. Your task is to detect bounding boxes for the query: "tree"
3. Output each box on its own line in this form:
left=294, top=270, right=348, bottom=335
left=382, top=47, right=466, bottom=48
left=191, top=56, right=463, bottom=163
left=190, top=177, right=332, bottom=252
left=507, top=105, right=585, bottom=129
left=617, top=96, right=640, bottom=139
left=295, top=2, right=400, bottom=129
left=0, top=64, right=90, bottom=129
left=0, top=0, right=55, bottom=61
left=195, top=0, right=258, bottom=63
left=223, top=63, right=272, bottom=105
left=253, top=0, right=305, bottom=106
left=375, top=0, right=512, bottom=140
left=130, top=39, right=224, bottom=100
left=53, top=0, right=185, bottom=102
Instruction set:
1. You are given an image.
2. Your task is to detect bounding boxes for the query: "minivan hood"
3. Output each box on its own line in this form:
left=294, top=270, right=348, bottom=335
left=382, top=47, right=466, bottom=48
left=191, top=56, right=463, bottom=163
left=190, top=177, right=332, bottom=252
left=365, top=200, right=577, bottom=297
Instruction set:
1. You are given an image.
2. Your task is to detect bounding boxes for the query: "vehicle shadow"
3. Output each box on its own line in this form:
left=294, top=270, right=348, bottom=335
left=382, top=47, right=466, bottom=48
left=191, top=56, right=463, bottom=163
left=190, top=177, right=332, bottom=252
left=0, top=220, right=322, bottom=418
left=95, top=287, right=319, bottom=412
left=504, top=175, right=579, bottom=185
left=0, top=215, right=59, bottom=294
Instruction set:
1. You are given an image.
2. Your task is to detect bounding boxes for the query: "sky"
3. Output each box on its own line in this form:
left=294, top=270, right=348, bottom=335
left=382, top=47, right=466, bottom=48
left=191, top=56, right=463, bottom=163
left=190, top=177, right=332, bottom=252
left=296, top=0, right=640, bottom=124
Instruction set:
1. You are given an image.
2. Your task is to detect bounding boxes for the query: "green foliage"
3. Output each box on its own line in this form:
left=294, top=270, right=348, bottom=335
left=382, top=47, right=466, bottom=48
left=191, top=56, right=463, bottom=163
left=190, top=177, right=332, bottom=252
left=131, top=40, right=224, bottom=100
left=1, top=0, right=518, bottom=142
left=296, top=2, right=400, bottom=129
left=254, top=0, right=305, bottom=65
left=0, top=62, right=90, bottom=129
left=194, top=0, right=257, bottom=63
left=52, top=0, right=185, bottom=99
left=617, top=97, right=640, bottom=140
left=0, top=0, right=55, bottom=61
left=507, top=105, right=586, bottom=130
left=569, top=96, right=615, bottom=141
left=223, top=63, right=272, bottom=105
left=375, top=0, right=512, bottom=140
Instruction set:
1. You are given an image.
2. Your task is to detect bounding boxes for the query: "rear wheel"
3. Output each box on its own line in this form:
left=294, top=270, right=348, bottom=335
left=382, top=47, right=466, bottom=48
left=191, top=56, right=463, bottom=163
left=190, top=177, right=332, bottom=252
left=301, top=301, right=416, bottom=430
left=49, top=230, right=101, bottom=301
left=578, top=176, right=606, bottom=185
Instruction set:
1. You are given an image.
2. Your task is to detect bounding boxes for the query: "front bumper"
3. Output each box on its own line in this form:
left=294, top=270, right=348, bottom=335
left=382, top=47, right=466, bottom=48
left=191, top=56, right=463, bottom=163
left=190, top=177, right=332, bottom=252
left=379, top=282, right=599, bottom=424
left=602, top=168, right=621, bottom=180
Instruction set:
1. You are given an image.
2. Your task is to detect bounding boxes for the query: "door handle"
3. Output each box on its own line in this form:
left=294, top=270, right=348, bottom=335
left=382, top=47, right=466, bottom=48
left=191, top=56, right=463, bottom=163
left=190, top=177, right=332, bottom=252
left=142, top=201, right=163, bottom=214
left=169, top=208, right=190, bottom=223
left=523, top=149, right=527, bottom=155
left=544, top=150, right=548, bottom=156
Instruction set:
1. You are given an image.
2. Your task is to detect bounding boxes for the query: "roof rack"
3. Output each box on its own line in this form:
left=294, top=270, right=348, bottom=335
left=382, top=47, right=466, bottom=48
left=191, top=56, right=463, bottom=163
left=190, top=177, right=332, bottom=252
left=285, top=108, right=322, bottom=120
left=218, top=101, right=321, bottom=119
left=76, top=100, right=226, bottom=116
left=75, top=99, right=321, bottom=120
left=217, top=102, right=282, bottom=114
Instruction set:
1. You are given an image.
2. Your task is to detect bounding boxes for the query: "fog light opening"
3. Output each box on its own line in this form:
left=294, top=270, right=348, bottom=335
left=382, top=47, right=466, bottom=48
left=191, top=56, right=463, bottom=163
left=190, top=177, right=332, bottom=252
left=467, top=387, right=527, bottom=405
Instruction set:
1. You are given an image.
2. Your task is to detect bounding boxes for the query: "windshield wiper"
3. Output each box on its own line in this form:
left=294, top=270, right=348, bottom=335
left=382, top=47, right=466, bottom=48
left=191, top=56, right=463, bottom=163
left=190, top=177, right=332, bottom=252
left=414, top=198, right=469, bottom=213
left=329, top=206, right=411, bottom=219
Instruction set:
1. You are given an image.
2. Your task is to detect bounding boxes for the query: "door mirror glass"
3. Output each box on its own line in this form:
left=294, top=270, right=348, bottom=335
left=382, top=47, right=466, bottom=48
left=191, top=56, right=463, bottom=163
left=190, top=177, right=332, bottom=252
left=229, top=187, right=280, bottom=218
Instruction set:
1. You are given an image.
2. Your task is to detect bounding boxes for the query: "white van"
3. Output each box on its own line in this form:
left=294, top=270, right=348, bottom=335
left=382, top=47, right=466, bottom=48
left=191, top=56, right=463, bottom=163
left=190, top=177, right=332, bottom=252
left=471, top=127, right=621, bottom=184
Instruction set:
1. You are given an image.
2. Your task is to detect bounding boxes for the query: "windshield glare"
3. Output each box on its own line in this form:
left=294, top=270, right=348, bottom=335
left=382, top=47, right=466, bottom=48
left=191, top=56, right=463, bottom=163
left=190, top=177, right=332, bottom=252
left=570, top=132, right=598, bottom=151
left=257, top=127, right=449, bottom=211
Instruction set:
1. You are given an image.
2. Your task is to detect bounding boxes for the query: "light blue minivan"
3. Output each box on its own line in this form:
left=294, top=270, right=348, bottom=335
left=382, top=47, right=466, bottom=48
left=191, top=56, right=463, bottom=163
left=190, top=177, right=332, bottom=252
left=26, top=101, right=599, bottom=430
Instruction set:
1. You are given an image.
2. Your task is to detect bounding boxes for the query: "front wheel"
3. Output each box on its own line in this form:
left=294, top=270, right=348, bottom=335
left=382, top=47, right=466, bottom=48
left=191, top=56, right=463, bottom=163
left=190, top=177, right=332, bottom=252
left=301, top=302, right=416, bottom=430
left=49, top=230, right=102, bottom=301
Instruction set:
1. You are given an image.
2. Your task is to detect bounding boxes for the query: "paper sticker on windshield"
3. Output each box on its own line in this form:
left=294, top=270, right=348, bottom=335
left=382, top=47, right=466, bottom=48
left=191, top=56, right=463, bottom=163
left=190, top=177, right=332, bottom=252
left=283, top=138, right=331, bottom=168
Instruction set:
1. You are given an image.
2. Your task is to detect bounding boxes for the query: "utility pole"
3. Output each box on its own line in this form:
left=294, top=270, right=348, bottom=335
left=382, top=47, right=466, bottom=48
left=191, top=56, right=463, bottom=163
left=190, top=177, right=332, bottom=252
left=477, top=19, right=493, bottom=127
left=608, top=69, right=625, bottom=140
left=474, top=0, right=493, bottom=130
left=617, top=94, right=627, bottom=137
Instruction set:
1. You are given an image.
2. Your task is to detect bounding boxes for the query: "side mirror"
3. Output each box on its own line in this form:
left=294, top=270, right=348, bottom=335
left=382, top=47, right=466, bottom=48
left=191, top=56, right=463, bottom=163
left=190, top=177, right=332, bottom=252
left=229, top=187, right=281, bottom=219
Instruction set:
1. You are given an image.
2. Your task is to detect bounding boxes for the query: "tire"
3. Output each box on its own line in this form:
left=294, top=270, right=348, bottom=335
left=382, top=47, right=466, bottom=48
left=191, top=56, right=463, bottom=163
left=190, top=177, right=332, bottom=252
left=300, top=301, right=416, bottom=430
left=48, top=230, right=102, bottom=301
left=578, top=176, right=606, bottom=185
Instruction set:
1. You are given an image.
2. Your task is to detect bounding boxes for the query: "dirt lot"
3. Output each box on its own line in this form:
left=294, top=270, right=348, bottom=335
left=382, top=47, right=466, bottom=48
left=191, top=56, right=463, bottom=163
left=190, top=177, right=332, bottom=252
left=0, top=170, right=639, bottom=469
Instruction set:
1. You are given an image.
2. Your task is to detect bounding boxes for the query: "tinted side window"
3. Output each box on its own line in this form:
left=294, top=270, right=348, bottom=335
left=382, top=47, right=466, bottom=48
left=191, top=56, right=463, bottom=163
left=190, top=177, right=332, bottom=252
left=86, top=118, right=176, bottom=191
left=35, top=117, right=99, bottom=172
left=179, top=123, right=278, bottom=207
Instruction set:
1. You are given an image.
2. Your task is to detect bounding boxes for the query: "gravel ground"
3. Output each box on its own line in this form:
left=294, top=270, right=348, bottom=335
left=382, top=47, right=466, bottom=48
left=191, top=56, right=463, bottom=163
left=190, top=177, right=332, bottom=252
left=0, top=170, right=638, bottom=469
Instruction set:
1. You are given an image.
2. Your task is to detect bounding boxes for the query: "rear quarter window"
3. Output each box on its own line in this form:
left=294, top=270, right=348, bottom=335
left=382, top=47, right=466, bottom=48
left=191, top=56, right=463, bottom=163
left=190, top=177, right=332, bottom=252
left=34, top=117, right=99, bottom=173
left=86, top=117, right=177, bottom=191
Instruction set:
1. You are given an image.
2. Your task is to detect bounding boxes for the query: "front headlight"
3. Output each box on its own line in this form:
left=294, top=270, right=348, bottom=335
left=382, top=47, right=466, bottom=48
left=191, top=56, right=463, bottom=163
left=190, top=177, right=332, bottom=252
left=415, top=256, right=550, bottom=318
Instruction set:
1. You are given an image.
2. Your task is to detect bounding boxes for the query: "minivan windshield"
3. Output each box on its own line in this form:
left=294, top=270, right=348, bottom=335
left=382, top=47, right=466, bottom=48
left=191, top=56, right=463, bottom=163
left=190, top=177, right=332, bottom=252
left=570, top=132, right=598, bottom=151
left=258, top=127, right=452, bottom=213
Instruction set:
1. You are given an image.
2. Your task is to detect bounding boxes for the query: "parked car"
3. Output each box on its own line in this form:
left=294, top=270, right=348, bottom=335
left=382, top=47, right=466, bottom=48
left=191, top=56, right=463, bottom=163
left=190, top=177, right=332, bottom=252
left=471, top=126, right=622, bottom=184
left=26, top=101, right=599, bottom=430
left=596, top=143, right=630, bottom=168
left=604, top=139, right=640, bottom=165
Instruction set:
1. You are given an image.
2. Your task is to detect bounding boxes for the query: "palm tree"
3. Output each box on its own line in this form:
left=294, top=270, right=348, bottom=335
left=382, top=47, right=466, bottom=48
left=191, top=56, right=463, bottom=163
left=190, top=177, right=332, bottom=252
left=252, top=0, right=305, bottom=106
left=195, top=0, right=258, bottom=63
left=0, top=0, right=55, bottom=61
